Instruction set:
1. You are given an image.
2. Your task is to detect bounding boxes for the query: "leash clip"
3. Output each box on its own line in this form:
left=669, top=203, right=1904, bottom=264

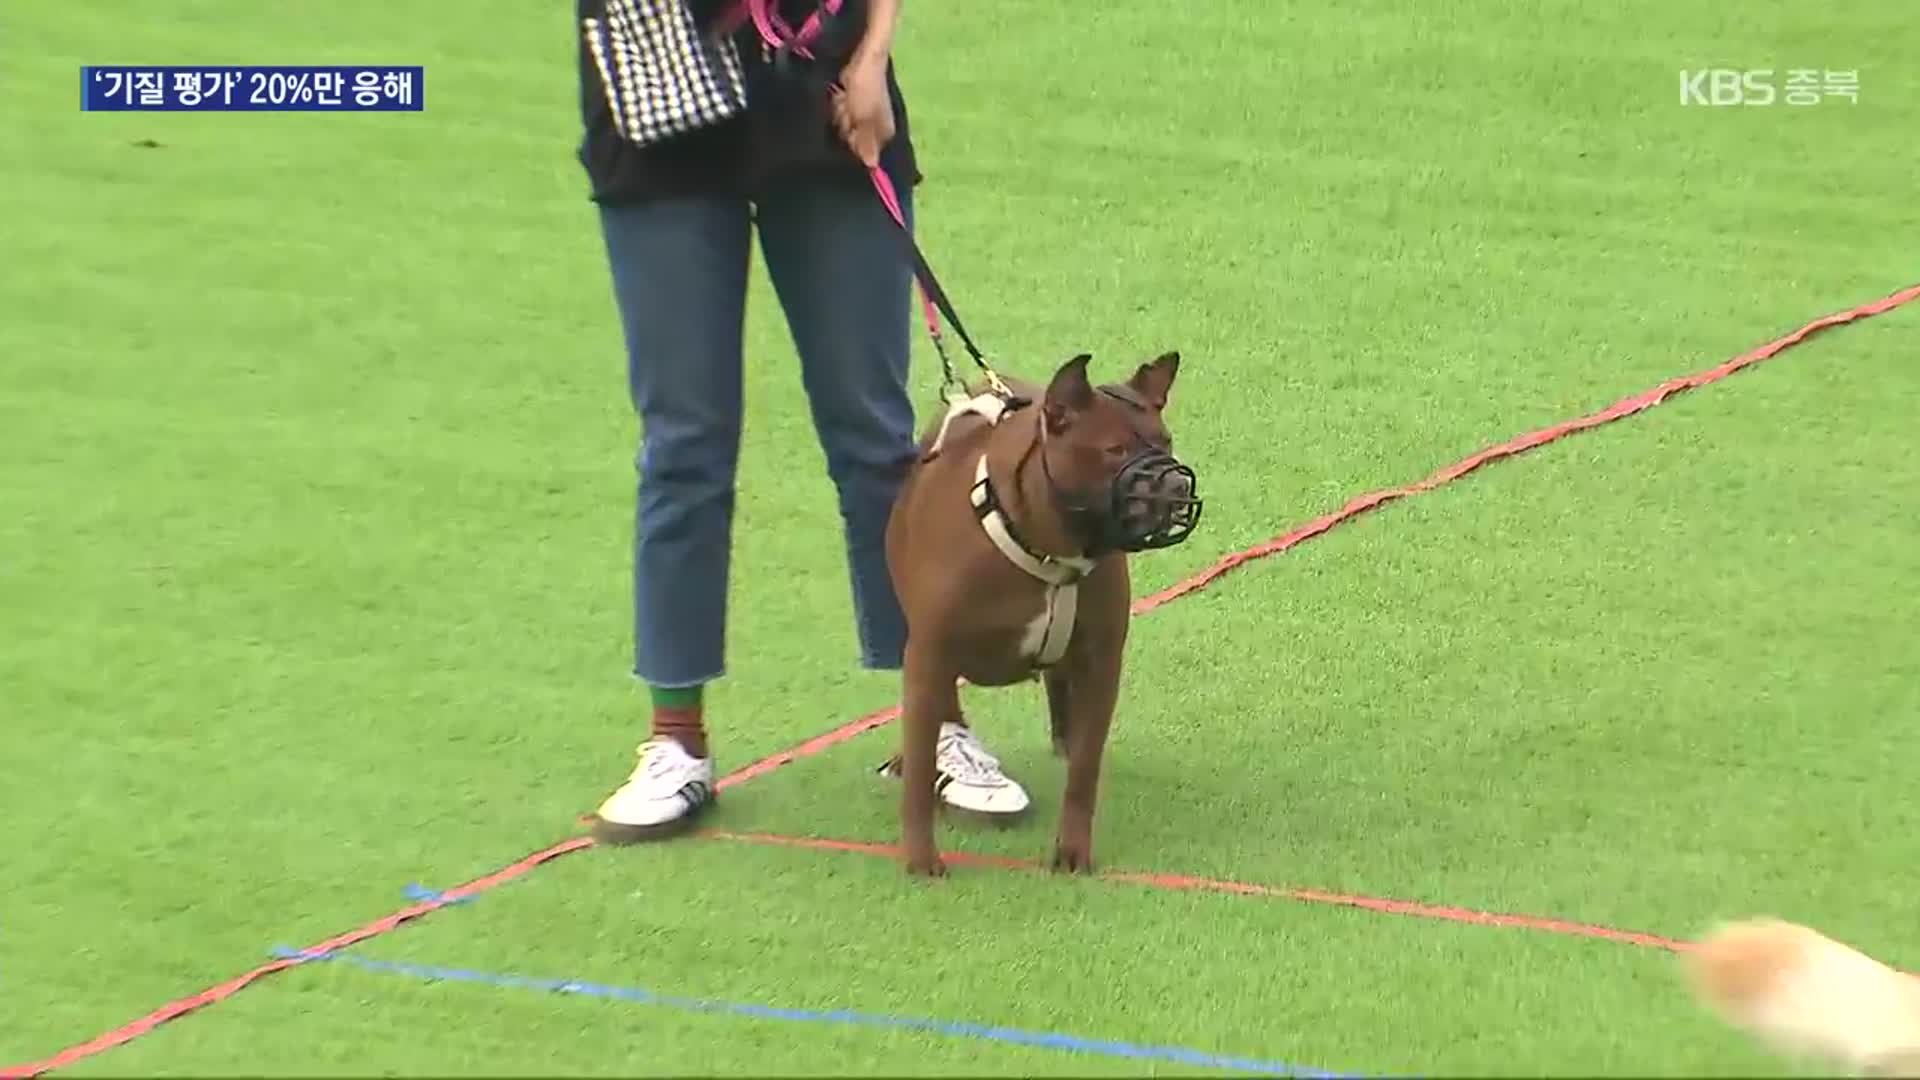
left=930, top=327, right=1013, bottom=406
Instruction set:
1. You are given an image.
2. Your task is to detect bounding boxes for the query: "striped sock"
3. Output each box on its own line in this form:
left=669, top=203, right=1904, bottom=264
left=650, top=684, right=707, bottom=758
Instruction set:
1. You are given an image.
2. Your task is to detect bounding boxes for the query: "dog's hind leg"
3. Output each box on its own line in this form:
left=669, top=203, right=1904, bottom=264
left=1045, top=669, right=1072, bottom=758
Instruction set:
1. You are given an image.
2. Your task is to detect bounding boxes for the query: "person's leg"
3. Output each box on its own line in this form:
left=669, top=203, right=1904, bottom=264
left=591, top=195, right=751, bottom=843
left=754, top=178, right=914, bottom=672
left=754, top=174, right=1029, bottom=819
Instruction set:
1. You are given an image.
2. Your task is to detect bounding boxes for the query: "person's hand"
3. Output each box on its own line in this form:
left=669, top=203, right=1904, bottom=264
left=831, top=57, right=894, bottom=167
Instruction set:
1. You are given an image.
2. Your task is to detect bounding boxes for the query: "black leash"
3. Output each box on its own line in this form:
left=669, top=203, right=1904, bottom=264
left=865, top=164, right=1014, bottom=402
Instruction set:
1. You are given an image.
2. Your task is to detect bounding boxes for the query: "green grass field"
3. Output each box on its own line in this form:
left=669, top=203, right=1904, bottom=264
left=4, top=0, right=1919, bottom=1075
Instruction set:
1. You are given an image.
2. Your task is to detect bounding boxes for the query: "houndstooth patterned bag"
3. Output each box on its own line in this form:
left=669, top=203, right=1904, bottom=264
left=582, top=0, right=748, bottom=147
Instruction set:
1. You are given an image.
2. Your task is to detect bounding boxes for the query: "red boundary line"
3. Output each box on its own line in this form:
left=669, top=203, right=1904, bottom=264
left=5, top=282, right=1914, bottom=1079
left=702, top=829, right=1698, bottom=952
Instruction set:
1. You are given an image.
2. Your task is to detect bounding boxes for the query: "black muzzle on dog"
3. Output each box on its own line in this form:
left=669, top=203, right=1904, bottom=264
left=1100, top=447, right=1202, bottom=552
left=1051, top=446, right=1203, bottom=556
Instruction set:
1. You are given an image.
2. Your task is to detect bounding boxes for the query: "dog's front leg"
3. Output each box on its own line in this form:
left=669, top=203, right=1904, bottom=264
left=899, top=637, right=959, bottom=877
left=1052, top=640, right=1122, bottom=874
left=1044, top=669, right=1072, bottom=758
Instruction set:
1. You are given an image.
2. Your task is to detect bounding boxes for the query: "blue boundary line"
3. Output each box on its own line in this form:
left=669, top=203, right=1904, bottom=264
left=270, top=947, right=1370, bottom=1078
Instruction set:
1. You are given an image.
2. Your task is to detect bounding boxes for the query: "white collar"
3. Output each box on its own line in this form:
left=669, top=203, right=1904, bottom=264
left=969, top=454, right=1095, bottom=587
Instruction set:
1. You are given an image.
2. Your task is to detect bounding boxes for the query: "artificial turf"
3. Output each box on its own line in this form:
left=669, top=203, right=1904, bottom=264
left=3, top=0, right=1916, bottom=1074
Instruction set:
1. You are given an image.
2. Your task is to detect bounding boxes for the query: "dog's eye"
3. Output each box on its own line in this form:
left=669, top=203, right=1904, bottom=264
left=1105, top=444, right=1129, bottom=458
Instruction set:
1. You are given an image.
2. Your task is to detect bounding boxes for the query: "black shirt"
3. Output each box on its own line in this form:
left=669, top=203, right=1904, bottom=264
left=576, top=0, right=920, bottom=205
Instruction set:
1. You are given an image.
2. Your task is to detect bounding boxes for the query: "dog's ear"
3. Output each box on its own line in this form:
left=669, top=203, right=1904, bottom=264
left=1043, top=353, right=1096, bottom=434
left=1127, top=351, right=1180, bottom=411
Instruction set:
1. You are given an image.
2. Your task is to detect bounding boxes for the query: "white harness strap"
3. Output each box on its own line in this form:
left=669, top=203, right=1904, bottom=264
left=926, top=391, right=1008, bottom=459
left=969, top=454, right=1095, bottom=668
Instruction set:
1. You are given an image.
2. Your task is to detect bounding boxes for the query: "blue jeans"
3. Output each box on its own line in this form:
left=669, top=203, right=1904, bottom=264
left=598, top=177, right=917, bottom=689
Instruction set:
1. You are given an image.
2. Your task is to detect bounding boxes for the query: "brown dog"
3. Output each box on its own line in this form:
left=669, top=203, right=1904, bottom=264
left=883, top=350, right=1201, bottom=876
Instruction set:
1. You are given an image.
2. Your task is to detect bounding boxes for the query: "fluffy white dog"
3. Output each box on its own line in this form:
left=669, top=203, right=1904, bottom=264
left=1685, top=918, right=1920, bottom=1077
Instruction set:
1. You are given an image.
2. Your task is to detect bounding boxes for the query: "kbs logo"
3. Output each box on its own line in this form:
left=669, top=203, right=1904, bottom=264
left=1679, top=68, right=1861, bottom=106
left=1679, top=69, right=1776, bottom=106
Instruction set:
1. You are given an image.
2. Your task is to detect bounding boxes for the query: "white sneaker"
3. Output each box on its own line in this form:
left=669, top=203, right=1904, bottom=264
left=877, top=722, right=1032, bottom=820
left=591, top=737, right=715, bottom=843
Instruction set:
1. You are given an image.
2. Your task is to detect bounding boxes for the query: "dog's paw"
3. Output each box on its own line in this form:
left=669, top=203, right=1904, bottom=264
left=903, top=849, right=948, bottom=878
left=1050, top=842, right=1094, bottom=874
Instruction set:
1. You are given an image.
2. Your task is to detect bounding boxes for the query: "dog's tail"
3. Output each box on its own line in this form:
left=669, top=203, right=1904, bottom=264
left=1684, top=918, right=1920, bottom=1076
